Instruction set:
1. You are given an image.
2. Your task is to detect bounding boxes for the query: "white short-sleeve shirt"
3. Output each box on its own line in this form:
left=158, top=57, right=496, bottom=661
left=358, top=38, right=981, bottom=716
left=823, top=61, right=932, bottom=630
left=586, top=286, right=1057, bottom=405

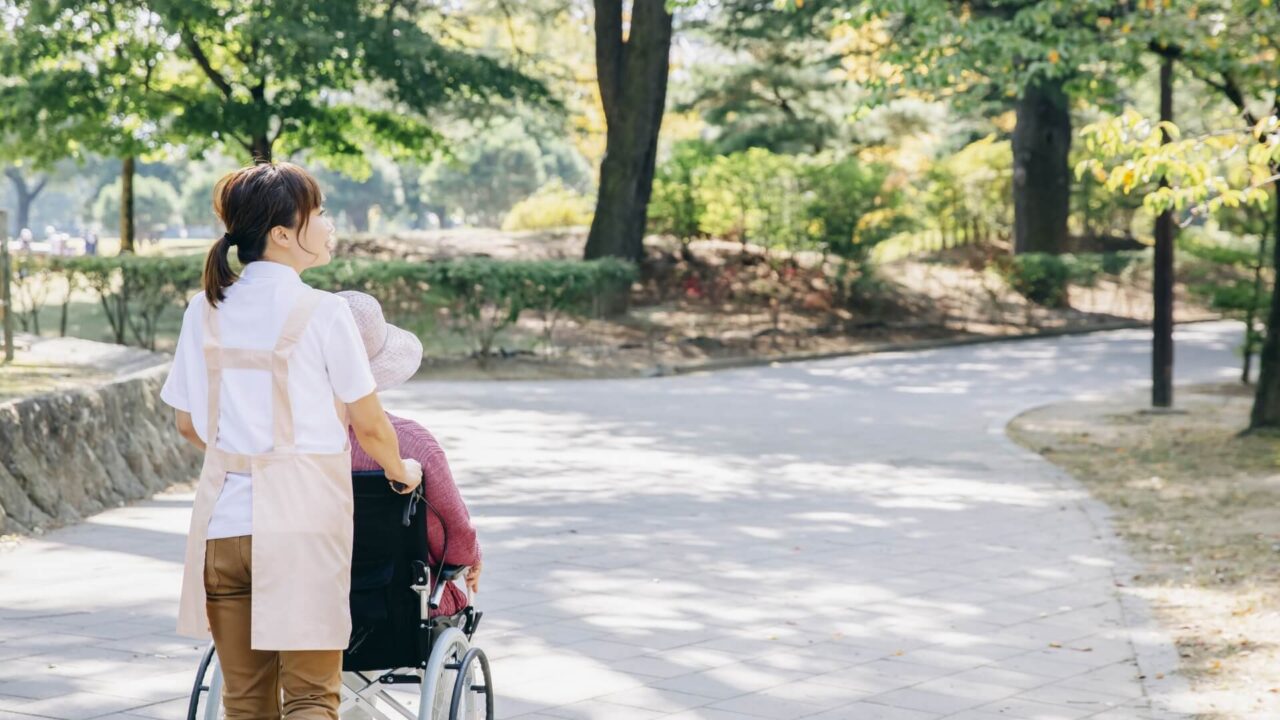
left=161, top=260, right=376, bottom=539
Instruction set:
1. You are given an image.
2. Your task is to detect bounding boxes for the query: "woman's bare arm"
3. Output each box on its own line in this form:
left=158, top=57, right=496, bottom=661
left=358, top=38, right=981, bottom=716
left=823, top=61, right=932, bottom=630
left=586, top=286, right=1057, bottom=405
left=174, top=410, right=205, bottom=451
left=347, top=392, right=421, bottom=492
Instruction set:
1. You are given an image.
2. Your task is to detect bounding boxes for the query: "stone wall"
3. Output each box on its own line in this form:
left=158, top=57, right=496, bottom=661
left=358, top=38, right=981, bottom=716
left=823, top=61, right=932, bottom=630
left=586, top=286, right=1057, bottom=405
left=0, top=364, right=201, bottom=535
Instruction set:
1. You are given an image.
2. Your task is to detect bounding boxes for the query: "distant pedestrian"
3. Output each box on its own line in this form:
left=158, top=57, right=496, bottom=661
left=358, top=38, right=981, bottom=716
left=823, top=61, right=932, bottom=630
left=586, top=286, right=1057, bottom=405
left=47, top=227, right=64, bottom=256
left=84, top=230, right=98, bottom=256
left=18, top=228, right=32, bottom=253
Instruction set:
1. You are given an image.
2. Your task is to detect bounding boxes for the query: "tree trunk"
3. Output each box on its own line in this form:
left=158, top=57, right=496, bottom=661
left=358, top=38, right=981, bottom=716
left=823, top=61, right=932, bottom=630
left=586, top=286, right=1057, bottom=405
left=1012, top=77, right=1071, bottom=254
left=251, top=135, right=272, bottom=163
left=583, top=0, right=673, bottom=263
left=3, top=167, right=48, bottom=235
left=119, top=156, right=136, bottom=254
left=1152, top=56, right=1175, bottom=408
left=1244, top=214, right=1268, bottom=384
left=1249, top=180, right=1280, bottom=429
left=398, top=162, right=428, bottom=229
left=350, top=205, right=371, bottom=233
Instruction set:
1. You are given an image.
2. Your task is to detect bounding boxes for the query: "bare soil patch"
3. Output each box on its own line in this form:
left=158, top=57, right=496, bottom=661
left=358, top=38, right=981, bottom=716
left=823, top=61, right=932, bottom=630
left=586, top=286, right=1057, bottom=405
left=354, top=230, right=1215, bottom=380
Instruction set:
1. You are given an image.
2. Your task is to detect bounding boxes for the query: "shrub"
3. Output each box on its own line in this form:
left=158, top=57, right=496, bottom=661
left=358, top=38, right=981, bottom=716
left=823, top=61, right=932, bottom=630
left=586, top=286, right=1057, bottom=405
left=697, top=149, right=805, bottom=247
left=1063, top=253, right=1104, bottom=288
left=804, top=157, right=909, bottom=260
left=63, top=254, right=203, bottom=349
left=647, top=140, right=714, bottom=244
left=423, top=257, right=634, bottom=363
left=693, top=148, right=903, bottom=260
left=996, top=254, right=1072, bottom=308
left=1100, top=250, right=1145, bottom=275
left=21, top=254, right=635, bottom=361
left=297, top=256, right=635, bottom=363
left=500, top=179, right=594, bottom=231
left=9, top=253, right=54, bottom=334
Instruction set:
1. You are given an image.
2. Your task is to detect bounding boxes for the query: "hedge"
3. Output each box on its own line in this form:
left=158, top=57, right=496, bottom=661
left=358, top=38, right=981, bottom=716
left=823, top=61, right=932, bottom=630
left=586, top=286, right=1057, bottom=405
left=995, top=251, right=1149, bottom=308
left=8, top=254, right=635, bottom=361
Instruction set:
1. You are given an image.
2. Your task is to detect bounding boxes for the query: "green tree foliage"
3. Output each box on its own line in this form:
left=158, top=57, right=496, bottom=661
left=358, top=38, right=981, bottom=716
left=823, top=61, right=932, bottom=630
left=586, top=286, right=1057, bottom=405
left=924, top=135, right=1014, bottom=245
left=842, top=0, right=1145, bottom=254
left=0, top=2, right=183, bottom=251
left=0, top=2, right=173, bottom=165
left=1, top=1, right=553, bottom=173
left=679, top=1, right=853, bottom=154
left=150, top=0, right=554, bottom=166
left=311, top=163, right=397, bottom=233
left=178, top=167, right=225, bottom=230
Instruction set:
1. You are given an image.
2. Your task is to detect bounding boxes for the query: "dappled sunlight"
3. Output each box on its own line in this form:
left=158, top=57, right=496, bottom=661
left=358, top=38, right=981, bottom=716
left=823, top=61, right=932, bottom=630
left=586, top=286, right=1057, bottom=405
left=388, top=324, right=1241, bottom=714
left=0, top=322, right=1246, bottom=717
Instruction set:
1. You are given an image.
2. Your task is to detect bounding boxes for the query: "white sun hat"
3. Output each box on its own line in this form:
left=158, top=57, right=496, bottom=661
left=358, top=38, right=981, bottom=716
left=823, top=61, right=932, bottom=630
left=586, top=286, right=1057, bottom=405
left=337, top=290, right=424, bottom=391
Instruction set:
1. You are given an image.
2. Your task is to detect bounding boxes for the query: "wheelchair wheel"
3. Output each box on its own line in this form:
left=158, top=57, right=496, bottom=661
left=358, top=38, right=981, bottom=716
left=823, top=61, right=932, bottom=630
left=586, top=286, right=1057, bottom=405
left=447, top=647, right=493, bottom=720
left=187, top=643, right=225, bottom=720
left=420, top=627, right=470, bottom=719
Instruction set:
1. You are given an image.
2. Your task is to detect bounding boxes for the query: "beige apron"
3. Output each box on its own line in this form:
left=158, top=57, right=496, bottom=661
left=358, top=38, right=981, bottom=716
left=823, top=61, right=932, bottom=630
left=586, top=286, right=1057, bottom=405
left=176, top=288, right=355, bottom=651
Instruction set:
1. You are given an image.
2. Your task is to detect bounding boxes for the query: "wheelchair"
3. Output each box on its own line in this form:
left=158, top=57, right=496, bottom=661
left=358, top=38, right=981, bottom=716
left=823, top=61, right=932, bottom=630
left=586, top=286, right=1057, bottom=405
left=186, top=470, right=493, bottom=719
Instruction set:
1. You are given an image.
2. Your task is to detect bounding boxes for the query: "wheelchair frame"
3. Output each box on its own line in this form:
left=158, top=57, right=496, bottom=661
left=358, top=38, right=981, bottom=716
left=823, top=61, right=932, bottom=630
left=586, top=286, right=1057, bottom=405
left=186, top=477, right=493, bottom=719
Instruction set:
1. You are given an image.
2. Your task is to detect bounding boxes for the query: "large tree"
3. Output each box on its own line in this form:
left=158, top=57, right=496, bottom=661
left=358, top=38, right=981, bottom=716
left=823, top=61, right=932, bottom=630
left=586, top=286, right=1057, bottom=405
left=1073, top=0, right=1280, bottom=426
left=848, top=1, right=1143, bottom=254
left=0, top=1, right=177, bottom=252
left=2, top=165, right=48, bottom=235
left=145, top=0, right=550, bottom=167
left=583, top=0, right=674, bottom=262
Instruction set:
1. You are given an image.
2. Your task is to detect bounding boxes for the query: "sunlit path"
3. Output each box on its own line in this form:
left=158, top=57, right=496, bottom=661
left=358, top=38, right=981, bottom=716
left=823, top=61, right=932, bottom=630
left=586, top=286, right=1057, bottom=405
left=0, top=323, right=1239, bottom=719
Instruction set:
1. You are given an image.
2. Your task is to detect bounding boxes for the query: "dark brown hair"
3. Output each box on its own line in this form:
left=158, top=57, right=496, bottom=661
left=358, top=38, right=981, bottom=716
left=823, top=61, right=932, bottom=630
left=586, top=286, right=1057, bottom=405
left=203, top=161, right=324, bottom=306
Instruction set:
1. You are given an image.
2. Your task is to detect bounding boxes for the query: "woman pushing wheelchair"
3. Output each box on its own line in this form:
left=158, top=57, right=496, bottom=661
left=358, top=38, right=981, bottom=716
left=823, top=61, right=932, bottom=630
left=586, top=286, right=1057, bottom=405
left=164, top=161, right=481, bottom=719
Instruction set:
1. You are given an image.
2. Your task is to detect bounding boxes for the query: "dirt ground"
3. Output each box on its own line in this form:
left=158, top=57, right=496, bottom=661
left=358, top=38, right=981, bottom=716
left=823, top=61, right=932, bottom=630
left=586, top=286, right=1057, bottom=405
left=0, top=334, right=165, bottom=403
left=1008, top=385, right=1280, bottom=719
left=6, top=228, right=1221, bottom=380
left=348, top=230, right=1216, bottom=380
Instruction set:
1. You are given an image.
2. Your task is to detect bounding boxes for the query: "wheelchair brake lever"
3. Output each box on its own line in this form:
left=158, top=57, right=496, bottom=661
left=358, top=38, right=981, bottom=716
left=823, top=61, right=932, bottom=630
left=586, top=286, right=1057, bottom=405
left=428, top=579, right=447, bottom=610
left=402, top=487, right=421, bottom=527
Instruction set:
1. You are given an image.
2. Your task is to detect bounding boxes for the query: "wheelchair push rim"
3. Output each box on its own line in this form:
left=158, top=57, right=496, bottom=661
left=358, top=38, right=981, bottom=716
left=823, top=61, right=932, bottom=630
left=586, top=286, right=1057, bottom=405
left=447, top=646, right=493, bottom=720
left=187, top=642, right=224, bottom=720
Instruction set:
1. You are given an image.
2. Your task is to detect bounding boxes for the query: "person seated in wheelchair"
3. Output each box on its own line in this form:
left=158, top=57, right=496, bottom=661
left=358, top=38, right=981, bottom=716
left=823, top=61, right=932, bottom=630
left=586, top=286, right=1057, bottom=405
left=339, top=290, right=482, bottom=613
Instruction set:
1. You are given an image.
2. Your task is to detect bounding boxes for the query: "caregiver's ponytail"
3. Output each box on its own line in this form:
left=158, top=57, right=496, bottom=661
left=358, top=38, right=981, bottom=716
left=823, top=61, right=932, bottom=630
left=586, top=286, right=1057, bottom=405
left=202, top=161, right=322, bottom=306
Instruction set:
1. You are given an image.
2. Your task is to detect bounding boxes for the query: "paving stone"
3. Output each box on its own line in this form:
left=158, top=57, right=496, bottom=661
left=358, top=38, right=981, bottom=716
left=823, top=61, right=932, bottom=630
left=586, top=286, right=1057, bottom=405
left=0, top=323, right=1244, bottom=718
left=797, top=701, right=941, bottom=719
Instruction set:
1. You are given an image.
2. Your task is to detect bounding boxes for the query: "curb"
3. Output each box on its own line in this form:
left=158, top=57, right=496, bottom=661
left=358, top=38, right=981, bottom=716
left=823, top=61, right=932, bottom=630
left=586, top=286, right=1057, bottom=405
left=1000, top=402, right=1197, bottom=719
left=652, top=317, right=1224, bottom=376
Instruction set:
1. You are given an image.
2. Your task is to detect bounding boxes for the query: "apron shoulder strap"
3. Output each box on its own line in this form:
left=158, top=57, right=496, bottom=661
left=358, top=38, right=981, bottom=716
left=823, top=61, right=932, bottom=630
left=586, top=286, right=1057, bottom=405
left=270, top=288, right=327, bottom=451
left=201, top=301, right=224, bottom=445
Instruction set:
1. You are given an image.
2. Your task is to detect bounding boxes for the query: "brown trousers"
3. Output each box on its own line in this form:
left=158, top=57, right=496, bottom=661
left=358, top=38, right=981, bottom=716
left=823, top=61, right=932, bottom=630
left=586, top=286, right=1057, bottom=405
left=205, top=536, right=343, bottom=719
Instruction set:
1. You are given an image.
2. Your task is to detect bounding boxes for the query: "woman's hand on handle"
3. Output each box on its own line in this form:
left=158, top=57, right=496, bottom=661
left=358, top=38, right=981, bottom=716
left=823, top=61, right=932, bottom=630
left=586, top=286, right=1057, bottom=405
left=465, top=559, right=482, bottom=594
left=387, top=458, right=423, bottom=494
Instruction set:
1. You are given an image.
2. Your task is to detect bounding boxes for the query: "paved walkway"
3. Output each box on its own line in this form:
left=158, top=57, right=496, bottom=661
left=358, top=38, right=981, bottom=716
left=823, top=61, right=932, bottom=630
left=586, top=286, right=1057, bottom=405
left=0, top=322, right=1242, bottom=719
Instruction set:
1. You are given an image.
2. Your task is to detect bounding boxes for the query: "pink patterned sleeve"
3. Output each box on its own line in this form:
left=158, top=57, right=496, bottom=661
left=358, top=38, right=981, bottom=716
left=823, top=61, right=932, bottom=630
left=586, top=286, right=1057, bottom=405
left=349, top=416, right=479, bottom=616
left=349, top=416, right=482, bottom=568
left=419, top=446, right=481, bottom=567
